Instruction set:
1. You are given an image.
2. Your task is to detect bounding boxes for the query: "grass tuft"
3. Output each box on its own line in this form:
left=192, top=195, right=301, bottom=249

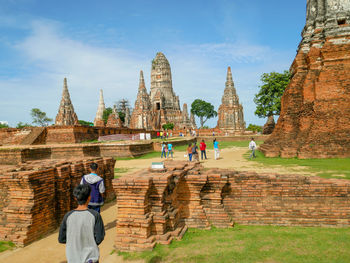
left=0, top=241, right=15, bottom=253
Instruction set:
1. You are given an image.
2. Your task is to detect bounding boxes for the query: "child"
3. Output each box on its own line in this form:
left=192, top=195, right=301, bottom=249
left=167, top=142, right=173, bottom=158
left=161, top=142, right=167, bottom=158
left=59, top=184, right=105, bottom=263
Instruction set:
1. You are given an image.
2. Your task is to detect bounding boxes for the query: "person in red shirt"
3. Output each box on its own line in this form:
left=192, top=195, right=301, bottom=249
left=199, top=140, right=207, bottom=160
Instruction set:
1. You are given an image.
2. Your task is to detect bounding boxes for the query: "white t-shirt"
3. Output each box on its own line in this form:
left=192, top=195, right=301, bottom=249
left=249, top=141, right=257, bottom=150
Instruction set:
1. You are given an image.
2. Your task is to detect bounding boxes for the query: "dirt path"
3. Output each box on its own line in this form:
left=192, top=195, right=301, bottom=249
left=0, top=146, right=313, bottom=262
left=116, top=147, right=313, bottom=176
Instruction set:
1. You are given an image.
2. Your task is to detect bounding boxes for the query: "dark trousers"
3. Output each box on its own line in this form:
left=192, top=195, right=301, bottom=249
left=201, top=150, right=207, bottom=160
left=88, top=205, right=101, bottom=213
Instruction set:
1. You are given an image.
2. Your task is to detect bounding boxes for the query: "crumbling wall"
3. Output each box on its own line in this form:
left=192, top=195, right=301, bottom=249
left=113, top=161, right=350, bottom=251
left=0, top=157, right=115, bottom=246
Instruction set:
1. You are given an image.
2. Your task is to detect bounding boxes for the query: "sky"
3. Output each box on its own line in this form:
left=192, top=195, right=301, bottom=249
left=0, top=0, right=307, bottom=128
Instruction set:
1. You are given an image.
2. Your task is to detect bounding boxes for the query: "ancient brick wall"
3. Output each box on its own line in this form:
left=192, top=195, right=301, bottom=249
left=113, top=161, right=350, bottom=251
left=0, top=157, right=115, bottom=246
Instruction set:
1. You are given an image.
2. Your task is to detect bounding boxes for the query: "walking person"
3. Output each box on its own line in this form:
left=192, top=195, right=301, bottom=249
left=187, top=143, right=193, bottom=161
left=161, top=141, right=167, bottom=158
left=213, top=138, right=220, bottom=160
left=192, top=142, right=199, bottom=161
left=59, top=184, right=105, bottom=263
left=167, top=142, right=173, bottom=158
left=249, top=137, right=257, bottom=159
left=199, top=140, right=207, bottom=160
left=160, top=131, right=163, bottom=139
left=80, top=163, right=105, bottom=213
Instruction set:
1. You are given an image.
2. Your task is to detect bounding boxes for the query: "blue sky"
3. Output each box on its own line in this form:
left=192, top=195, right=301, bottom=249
left=0, top=0, right=307, bottom=127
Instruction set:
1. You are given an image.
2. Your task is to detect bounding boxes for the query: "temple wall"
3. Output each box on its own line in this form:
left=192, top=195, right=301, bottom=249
left=0, top=142, right=154, bottom=165
left=0, top=157, right=115, bottom=246
left=113, top=161, right=350, bottom=251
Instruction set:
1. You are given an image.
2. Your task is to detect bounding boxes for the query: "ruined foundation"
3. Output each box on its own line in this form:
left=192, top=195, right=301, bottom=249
left=113, top=161, right=350, bottom=251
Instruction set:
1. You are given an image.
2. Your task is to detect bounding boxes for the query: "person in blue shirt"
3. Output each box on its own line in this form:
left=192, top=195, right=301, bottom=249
left=80, top=163, right=105, bottom=213
left=213, top=138, right=219, bottom=160
left=167, top=143, right=173, bottom=158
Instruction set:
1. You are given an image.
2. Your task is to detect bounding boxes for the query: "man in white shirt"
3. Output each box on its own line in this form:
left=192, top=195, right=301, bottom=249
left=249, top=138, right=257, bottom=159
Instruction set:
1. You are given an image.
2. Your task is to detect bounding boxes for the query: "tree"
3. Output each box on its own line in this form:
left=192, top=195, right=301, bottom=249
left=0, top=123, right=9, bottom=128
left=254, top=70, right=291, bottom=118
left=78, top=120, right=94, bottom=126
left=191, top=99, right=217, bottom=128
left=31, top=108, right=52, bottom=126
left=162, top=123, right=174, bottom=130
left=116, top=99, right=130, bottom=114
left=16, top=122, right=32, bottom=129
left=246, top=124, right=262, bottom=133
left=103, top=107, right=113, bottom=124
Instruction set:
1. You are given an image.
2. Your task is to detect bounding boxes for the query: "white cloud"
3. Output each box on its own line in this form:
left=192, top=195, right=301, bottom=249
left=0, top=19, right=295, bottom=128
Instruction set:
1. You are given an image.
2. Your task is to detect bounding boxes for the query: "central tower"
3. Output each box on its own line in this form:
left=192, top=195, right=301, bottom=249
left=150, top=52, right=180, bottom=111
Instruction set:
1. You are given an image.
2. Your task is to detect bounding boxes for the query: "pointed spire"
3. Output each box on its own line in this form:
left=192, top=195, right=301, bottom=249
left=94, top=89, right=106, bottom=126
left=139, top=70, right=146, bottom=90
left=226, top=66, right=233, bottom=84
left=55, top=78, right=78, bottom=126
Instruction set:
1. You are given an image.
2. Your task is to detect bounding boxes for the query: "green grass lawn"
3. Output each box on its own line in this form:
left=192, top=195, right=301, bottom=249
left=174, top=140, right=264, bottom=152
left=247, top=150, right=350, bottom=180
left=114, top=167, right=130, bottom=178
left=118, top=225, right=350, bottom=263
left=0, top=241, right=15, bottom=253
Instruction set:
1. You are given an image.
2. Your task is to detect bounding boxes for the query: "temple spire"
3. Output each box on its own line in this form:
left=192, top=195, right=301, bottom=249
left=226, top=66, right=233, bottom=83
left=139, top=70, right=146, bottom=91
left=94, top=89, right=106, bottom=126
left=55, top=77, right=78, bottom=126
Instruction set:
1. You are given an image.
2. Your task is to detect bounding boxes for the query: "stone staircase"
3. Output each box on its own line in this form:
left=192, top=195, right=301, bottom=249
left=20, top=127, right=46, bottom=145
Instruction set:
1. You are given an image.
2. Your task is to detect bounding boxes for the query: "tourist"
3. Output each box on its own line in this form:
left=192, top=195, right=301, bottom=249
left=160, top=131, right=163, bottom=139
left=167, top=142, right=173, bottom=158
left=213, top=138, right=219, bottom=160
left=249, top=137, right=257, bottom=159
left=199, top=140, right=207, bottom=160
left=212, top=131, right=215, bottom=136
left=157, top=131, right=160, bottom=138
left=187, top=143, right=193, bottom=161
left=161, top=141, right=167, bottom=158
left=192, top=142, right=199, bottom=161
left=59, top=184, right=105, bottom=263
left=80, top=162, right=105, bottom=213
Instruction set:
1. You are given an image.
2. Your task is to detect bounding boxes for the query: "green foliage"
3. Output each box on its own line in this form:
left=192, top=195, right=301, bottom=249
left=200, top=125, right=210, bottom=129
left=30, top=108, right=52, bottom=126
left=191, top=99, right=217, bottom=128
left=16, top=122, right=33, bottom=129
left=103, top=107, right=113, bottom=124
left=162, top=123, right=174, bottom=130
left=254, top=70, right=291, bottom=118
left=118, top=111, right=125, bottom=123
left=0, top=123, right=9, bottom=128
left=246, top=124, right=262, bottom=133
left=78, top=120, right=94, bottom=126
left=118, top=225, right=350, bottom=263
left=0, top=240, right=15, bottom=252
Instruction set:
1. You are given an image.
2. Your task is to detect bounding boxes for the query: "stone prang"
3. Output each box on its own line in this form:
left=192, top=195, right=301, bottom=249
left=130, top=71, right=153, bottom=130
left=216, top=67, right=245, bottom=133
left=106, top=105, right=123, bottom=128
left=260, top=0, right=350, bottom=158
left=55, top=78, right=79, bottom=126
left=130, top=52, right=195, bottom=130
left=94, top=89, right=106, bottom=127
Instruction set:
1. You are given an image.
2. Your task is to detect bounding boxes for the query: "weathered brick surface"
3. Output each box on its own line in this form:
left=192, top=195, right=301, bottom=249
left=113, top=161, right=350, bottom=251
left=0, top=157, right=115, bottom=246
left=260, top=1, right=350, bottom=158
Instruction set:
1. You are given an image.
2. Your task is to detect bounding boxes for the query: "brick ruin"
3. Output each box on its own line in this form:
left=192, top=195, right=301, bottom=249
left=260, top=0, right=350, bottom=158
left=113, top=161, right=350, bottom=251
left=0, top=157, right=115, bottom=246
left=130, top=52, right=195, bottom=131
left=217, top=67, right=245, bottom=134
left=55, top=78, right=79, bottom=126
